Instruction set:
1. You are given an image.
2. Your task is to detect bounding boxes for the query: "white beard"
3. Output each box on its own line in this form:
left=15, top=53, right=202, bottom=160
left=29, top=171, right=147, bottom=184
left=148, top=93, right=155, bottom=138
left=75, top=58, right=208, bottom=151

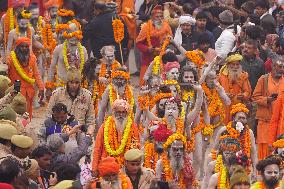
left=113, top=84, right=126, bottom=97
left=114, top=117, right=127, bottom=133
left=169, top=154, right=184, bottom=176
left=101, top=179, right=121, bottom=189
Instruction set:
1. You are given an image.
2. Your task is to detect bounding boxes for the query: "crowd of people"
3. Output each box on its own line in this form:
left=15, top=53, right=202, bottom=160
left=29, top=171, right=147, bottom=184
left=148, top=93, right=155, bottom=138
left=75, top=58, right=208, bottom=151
left=0, top=0, right=284, bottom=188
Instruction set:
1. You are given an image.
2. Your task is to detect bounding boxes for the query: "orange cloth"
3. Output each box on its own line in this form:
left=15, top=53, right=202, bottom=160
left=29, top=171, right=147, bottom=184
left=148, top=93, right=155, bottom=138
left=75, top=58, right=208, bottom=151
left=139, top=65, right=147, bottom=86
left=90, top=174, right=133, bottom=189
left=92, top=121, right=140, bottom=172
left=258, top=142, right=269, bottom=160
left=15, top=37, right=31, bottom=47
left=252, top=74, right=284, bottom=145
left=7, top=54, right=44, bottom=118
left=44, top=0, right=60, bottom=8
left=269, top=93, right=284, bottom=144
left=218, top=71, right=252, bottom=123
left=98, top=157, right=120, bottom=176
left=136, top=20, right=172, bottom=43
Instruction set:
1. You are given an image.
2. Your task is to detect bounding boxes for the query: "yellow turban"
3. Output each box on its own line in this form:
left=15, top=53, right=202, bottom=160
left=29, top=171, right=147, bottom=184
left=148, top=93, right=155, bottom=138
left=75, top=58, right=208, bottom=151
left=220, top=54, right=243, bottom=75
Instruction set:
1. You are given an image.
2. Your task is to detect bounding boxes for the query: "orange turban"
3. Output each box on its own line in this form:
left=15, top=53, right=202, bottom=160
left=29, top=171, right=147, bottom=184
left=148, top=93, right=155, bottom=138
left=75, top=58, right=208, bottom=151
left=15, top=37, right=31, bottom=47
left=98, top=157, right=120, bottom=177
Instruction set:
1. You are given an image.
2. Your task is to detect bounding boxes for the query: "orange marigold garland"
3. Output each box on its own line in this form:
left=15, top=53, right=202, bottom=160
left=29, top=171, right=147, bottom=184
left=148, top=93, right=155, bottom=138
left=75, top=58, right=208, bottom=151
left=41, top=23, right=57, bottom=53
left=63, top=30, right=83, bottom=40
left=111, top=70, right=130, bottom=80
left=138, top=95, right=150, bottom=110
left=230, top=103, right=249, bottom=117
left=150, top=92, right=173, bottom=107
left=4, top=8, right=16, bottom=47
left=185, top=50, right=205, bottom=68
left=57, top=9, right=75, bottom=17
left=144, top=141, right=159, bottom=170
left=273, top=139, right=284, bottom=148
left=55, top=23, right=69, bottom=33
left=112, top=18, right=124, bottom=43
left=162, top=117, right=185, bottom=134
left=202, top=83, right=225, bottom=127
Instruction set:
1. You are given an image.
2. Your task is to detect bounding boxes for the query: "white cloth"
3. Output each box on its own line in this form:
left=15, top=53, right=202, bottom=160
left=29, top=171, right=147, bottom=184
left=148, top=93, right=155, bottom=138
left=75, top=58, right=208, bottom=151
left=215, top=24, right=241, bottom=59
left=174, top=15, right=196, bottom=46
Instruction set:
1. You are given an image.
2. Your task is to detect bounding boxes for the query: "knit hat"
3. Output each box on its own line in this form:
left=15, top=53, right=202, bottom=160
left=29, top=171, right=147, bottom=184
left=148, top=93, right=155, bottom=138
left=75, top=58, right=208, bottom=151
left=219, top=10, right=234, bottom=25
left=0, top=106, right=17, bottom=122
left=0, top=75, right=11, bottom=98
left=241, top=1, right=255, bottom=14
left=11, top=94, right=27, bottom=115
left=230, top=167, right=250, bottom=188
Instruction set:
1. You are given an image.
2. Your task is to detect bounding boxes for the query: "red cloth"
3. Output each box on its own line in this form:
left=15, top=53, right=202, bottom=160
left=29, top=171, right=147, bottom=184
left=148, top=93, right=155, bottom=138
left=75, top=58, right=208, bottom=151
left=0, top=183, right=15, bottom=189
left=8, top=0, right=29, bottom=8
left=153, top=124, right=173, bottom=142
left=98, top=157, right=120, bottom=177
left=264, top=58, right=272, bottom=73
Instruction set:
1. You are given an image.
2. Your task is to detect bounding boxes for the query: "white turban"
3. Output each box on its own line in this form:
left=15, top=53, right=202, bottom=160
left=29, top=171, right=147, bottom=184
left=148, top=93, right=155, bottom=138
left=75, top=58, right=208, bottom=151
left=174, top=15, right=196, bottom=46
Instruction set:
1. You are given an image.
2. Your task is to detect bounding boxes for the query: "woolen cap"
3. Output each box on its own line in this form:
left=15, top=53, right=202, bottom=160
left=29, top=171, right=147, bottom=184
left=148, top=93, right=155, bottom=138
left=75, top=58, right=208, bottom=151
left=219, top=10, right=234, bottom=25
left=11, top=135, right=33, bottom=149
left=0, top=123, right=17, bottom=140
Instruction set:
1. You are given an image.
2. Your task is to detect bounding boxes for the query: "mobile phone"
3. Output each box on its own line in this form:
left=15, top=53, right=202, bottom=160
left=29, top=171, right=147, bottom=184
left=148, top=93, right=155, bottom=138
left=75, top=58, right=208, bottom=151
left=271, top=93, right=278, bottom=98
left=14, top=80, right=21, bottom=93
left=157, top=181, right=170, bottom=189
left=96, top=182, right=101, bottom=188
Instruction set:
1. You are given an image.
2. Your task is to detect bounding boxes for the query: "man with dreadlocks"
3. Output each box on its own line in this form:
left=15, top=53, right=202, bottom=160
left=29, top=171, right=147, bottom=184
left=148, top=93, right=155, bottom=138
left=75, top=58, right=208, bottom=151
left=251, top=155, right=282, bottom=189
left=272, top=134, right=284, bottom=178
left=214, top=103, right=258, bottom=181
left=46, top=19, right=88, bottom=98
left=201, top=137, right=241, bottom=189
left=156, top=133, right=196, bottom=188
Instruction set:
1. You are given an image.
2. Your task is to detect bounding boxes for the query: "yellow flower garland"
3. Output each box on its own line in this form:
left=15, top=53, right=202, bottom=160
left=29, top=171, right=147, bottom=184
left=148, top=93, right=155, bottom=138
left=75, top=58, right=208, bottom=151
left=152, top=56, right=162, bottom=75
left=163, top=133, right=187, bottom=149
left=11, top=51, right=35, bottom=84
left=103, top=115, right=132, bottom=156
left=62, top=40, right=85, bottom=73
left=182, top=89, right=195, bottom=102
left=215, top=155, right=223, bottom=173
left=218, top=165, right=229, bottom=189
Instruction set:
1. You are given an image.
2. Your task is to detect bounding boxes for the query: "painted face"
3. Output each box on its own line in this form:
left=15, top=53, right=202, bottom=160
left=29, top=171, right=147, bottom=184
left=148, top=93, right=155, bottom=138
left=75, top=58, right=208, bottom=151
left=277, top=147, right=284, bottom=157
left=103, top=47, right=115, bottom=64
left=182, top=71, right=195, bottom=83
left=30, top=8, right=39, bottom=20
left=113, top=106, right=128, bottom=121
left=18, top=19, right=29, bottom=30
left=169, top=85, right=178, bottom=98
left=49, top=7, right=58, bottom=19
left=164, top=101, right=179, bottom=119
left=222, top=150, right=234, bottom=163
left=263, top=164, right=280, bottom=187
left=152, top=12, right=163, bottom=26
left=149, top=77, right=161, bottom=96
left=158, top=98, right=167, bottom=111
left=272, top=60, right=284, bottom=78
left=166, top=68, right=180, bottom=81
left=187, top=61, right=198, bottom=71
left=205, top=72, right=216, bottom=89
left=68, top=23, right=80, bottom=45
left=169, top=140, right=184, bottom=159
left=103, top=173, right=119, bottom=183
left=180, top=23, right=192, bottom=34
left=234, top=112, right=248, bottom=126
left=112, top=76, right=127, bottom=87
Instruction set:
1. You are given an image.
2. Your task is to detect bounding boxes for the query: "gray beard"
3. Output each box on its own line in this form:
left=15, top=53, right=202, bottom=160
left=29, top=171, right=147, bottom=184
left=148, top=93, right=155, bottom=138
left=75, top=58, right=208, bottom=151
left=170, top=155, right=184, bottom=176
left=114, top=117, right=127, bottom=133
left=113, top=84, right=126, bottom=96
left=153, top=21, right=162, bottom=29
left=228, top=69, right=242, bottom=82
left=102, top=179, right=120, bottom=189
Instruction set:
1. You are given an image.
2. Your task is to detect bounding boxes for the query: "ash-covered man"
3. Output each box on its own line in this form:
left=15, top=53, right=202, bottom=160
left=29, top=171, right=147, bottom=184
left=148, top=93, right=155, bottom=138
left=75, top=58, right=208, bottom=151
left=46, top=67, right=96, bottom=133
left=272, top=134, right=284, bottom=178
left=46, top=20, right=88, bottom=96
left=156, top=133, right=196, bottom=188
left=121, top=149, right=155, bottom=189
